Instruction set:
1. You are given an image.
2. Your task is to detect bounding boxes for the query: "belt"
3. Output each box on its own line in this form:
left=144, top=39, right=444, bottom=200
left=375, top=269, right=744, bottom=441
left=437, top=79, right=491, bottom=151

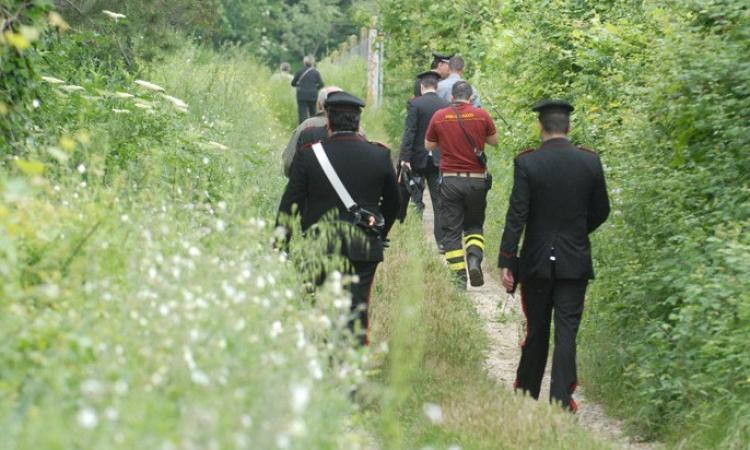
left=442, top=171, right=487, bottom=179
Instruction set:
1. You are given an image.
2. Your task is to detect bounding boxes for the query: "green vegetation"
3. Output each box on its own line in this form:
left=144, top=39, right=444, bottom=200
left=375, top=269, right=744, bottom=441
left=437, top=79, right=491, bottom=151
left=377, top=0, right=749, bottom=447
left=54, top=0, right=372, bottom=65
left=1, top=4, right=374, bottom=448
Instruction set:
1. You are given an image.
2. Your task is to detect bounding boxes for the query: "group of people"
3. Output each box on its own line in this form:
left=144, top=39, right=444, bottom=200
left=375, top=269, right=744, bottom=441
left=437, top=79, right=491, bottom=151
left=275, top=51, right=610, bottom=412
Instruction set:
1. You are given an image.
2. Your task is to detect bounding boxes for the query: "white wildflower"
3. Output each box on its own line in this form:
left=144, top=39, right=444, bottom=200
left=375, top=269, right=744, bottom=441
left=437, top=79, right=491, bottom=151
left=102, top=10, right=126, bottom=21
left=276, top=434, right=290, bottom=449
left=183, top=346, right=196, bottom=370
left=121, top=214, right=129, bottom=222
left=423, top=403, right=444, bottom=425
left=77, top=164, right=86, bottom=174
left=60, top=84, right=85, bottom=92
left=202, top=156, right=209, bottom=165
left=191, top=370, right=210, bottom=386
left=32, top=99, right=40, bottom=108
left=269, top=320, right=283, bottom=338
left=134, top=79, right=164, bottom=92
left=215, top=219, right=225, bottom=232
left=159, top=93, right=188, bottom=109
left=256, top=276, right=266, bottom=289
left=134, top=102, right=153, bottom=110
left=114, top=92, right=135, bottom=99
left=290, top=383, right=310, bottom=414
left=240, top=415, right=253, bottom=428
left=112, top=108, right=131, bottom=114
left=77, top=407, right=98, bottom=429
left=41, top=76, right=65, bottom=84
left=205, top=141, right=229, bottom=150
left=80, top=379, right=103, bottom=396
left=188, top=246, right=201, bottom=257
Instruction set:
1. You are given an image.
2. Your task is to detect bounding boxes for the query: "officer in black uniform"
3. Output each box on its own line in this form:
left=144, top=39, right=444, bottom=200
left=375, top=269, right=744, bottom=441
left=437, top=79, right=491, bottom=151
left=277, top=91, right=400, bottom=345
left=412, top=52, right=452, bottom=97
left=497, top=100, right=610, bottom=411
left=400, top=70, right=450, bottom=248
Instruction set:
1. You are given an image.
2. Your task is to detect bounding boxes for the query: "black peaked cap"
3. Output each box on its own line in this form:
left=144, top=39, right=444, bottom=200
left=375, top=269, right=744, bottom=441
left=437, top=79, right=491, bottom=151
left=431, top=52, right=453, bottom=62
left=416, top=70, right=440, bottom=80
left=325, top=91, right=366, bottom=109
left=532, top=99, right=575, bottom=114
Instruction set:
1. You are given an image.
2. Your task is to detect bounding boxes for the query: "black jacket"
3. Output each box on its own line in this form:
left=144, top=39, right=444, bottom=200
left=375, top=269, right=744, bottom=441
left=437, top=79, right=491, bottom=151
left=498, top=138, right=610, bottom=281
left=278, top=132, right=400, bottom=262
left=399, top=92, right=449, bottom=171
left=291, top=67, right=324, bottom=101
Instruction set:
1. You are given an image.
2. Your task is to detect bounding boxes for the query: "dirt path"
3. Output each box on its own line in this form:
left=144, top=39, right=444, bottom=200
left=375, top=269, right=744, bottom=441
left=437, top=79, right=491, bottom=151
left=419, top=193, right=659, bottom=450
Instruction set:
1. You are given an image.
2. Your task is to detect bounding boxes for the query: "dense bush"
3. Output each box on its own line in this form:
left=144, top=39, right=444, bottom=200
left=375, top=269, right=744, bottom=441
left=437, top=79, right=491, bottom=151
left=377, top=0, right=749, bottom=447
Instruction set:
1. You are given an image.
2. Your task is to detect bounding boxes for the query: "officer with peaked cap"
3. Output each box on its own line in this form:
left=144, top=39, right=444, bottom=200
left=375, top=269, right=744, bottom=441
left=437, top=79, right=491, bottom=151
left=277, top=91, right=400, bottom=346
left=497, top=99, right=610, bottom=411
left=413, top=52, right=453, bottom=97
left=400, top=70, right=450, bottom=248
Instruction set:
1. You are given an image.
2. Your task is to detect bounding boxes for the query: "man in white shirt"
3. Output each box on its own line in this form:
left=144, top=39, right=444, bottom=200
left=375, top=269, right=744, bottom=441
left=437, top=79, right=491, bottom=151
left=437, top=55, right=481, bottom=108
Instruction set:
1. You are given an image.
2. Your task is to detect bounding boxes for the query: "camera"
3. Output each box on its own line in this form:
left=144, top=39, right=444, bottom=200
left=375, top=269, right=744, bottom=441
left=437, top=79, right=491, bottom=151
left=351, top=206, right=385, bottom=236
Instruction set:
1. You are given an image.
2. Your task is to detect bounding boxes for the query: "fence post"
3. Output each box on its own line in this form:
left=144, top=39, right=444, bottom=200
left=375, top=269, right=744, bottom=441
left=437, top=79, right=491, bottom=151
left=367, top=16, right=383, bottom=108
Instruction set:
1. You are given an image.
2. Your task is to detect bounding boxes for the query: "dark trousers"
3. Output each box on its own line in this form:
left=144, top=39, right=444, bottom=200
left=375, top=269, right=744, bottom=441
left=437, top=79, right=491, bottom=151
left=348, top=260, right=379, bottom=346
left=297, top=99, right=316, bottom=124
left=413, top=164, right=444, bottom=245
left=440, top=176, right=487, bottom=281
left=515, top=278, right=588, bottom=411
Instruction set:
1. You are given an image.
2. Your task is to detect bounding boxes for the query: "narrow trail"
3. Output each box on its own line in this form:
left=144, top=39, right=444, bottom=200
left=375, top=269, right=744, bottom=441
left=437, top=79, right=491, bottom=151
left=419, top=193, right=660, bottom=450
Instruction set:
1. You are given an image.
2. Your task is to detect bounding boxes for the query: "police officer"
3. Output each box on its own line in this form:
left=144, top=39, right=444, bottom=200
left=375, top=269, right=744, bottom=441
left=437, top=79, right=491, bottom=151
left=277, top=91, right=400, bottom=345
left=400, top=70, right=450, bottom=249
left=425, top=81, right=498, bottom=287
left=497, top=100, right=610, bottom=411
left=413, top=52, right=452, bottom=97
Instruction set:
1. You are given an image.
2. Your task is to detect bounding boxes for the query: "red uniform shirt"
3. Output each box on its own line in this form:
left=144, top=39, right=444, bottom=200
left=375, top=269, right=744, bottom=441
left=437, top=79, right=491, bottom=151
left=425, top=102, right=497, bottom=173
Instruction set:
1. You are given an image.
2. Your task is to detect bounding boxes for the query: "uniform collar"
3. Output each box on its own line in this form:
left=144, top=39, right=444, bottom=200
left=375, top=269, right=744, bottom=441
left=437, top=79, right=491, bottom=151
left=540, top=137, right=571, bottom=148
left=329, top=131, right=365, bottom=142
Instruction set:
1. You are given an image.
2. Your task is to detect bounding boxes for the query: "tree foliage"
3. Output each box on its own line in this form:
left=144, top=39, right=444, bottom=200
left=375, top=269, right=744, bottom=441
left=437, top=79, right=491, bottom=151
left=54, top=0, right=369, bottom=65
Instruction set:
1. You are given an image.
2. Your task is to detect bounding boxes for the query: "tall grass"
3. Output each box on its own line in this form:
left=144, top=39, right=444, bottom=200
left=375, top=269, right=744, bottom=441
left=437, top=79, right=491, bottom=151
left=0, top=37, right=373, bottom=448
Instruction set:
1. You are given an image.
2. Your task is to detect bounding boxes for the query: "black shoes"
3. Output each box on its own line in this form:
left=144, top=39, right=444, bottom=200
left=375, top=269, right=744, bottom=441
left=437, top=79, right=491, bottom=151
left=467, top=255, right=484, bottom=287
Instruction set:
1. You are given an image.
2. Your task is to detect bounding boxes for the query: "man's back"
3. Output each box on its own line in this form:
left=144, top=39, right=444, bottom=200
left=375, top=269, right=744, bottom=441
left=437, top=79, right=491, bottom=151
left=291, top=67, right=324, bottom=101
left=507, top=137, right=610, bottom=280
left=426, top=102, right=496, bottom=173
left=399, top=92, right=449, bottom=168
left=282, top=133, right=400, bottom=256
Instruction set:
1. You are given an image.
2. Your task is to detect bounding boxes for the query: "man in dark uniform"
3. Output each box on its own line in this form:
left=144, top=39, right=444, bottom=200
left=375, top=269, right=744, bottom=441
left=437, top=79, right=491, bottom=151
left=426, top=81, right=498, bottom=287
left=399, top=70, right=450, bottom=248
left=291, top=55, right=325, bottom=124
left=497, top=100, right=610, bottom=411
left=277, top=91, right=400, bottom=345
left=412, top=52, right=452, bottom=97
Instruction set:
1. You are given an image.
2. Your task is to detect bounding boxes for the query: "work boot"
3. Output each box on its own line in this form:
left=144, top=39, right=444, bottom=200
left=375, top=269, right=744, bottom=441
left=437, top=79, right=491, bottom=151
left=467, top=254, right=484, bottom=287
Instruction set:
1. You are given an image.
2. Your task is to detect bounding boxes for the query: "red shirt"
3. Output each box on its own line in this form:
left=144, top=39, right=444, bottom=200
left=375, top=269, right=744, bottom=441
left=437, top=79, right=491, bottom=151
left=425, top=102, right=497, bottom=173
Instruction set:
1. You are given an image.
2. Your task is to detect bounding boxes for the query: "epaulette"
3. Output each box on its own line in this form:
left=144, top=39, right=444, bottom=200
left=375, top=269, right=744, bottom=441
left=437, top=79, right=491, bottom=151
left=577, top=146, right=598, bottom=154
left=369, top=140, right=391, bottom=151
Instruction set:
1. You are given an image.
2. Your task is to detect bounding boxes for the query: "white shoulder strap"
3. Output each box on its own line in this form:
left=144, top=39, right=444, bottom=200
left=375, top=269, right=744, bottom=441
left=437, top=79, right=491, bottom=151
left=311, top=142, right=357, bottom=211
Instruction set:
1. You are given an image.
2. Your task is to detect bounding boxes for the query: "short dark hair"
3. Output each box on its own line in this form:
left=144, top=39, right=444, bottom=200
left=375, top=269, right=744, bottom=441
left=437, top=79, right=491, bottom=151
left=327, top=108, right=361, bottom=132
left=420, top=75, right=439, bottom=89
left=452, top=81, right=473, bottom=101
left=539, top=111, right=570, bottom=134
left=449, top=55, right=465, bottom=72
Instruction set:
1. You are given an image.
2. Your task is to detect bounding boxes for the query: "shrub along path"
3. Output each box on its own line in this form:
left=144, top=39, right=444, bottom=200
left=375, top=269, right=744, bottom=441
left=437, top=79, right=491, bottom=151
left=419, top=193, right=659, bottom=450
